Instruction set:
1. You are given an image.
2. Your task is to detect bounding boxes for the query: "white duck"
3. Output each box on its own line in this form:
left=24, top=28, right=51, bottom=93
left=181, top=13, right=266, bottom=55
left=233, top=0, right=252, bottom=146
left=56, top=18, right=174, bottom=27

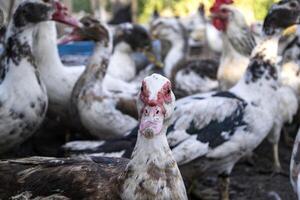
left=32, top=20, right=84, bottom=120
left=107, top=23, right=153, bottom=82
left=0, top=0, right=74, bottom=154
left=0, top=73, right=187, bottom=200
left=150, top=18, right=219, bottom=97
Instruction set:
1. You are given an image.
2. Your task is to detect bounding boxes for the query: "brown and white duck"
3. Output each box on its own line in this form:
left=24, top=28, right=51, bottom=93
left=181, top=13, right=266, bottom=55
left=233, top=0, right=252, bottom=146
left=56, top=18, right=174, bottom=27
left=0, top=73, right=187, bottom=200
left=69, top=17, right=139, bottom=139
left=0, top=0, right=77, bottom=154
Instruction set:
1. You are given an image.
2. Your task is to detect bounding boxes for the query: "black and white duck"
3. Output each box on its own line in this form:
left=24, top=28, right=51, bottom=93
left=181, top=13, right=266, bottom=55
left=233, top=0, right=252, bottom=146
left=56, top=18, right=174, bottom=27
left=0, top=0, right=76, bottom=154
left=150, top=17, right=219, bottom=97
left=107, top=23, right=153, bottom=82
left=0, top=73, right=187, bottom=200
left=64, top=2, right=300, bottom=199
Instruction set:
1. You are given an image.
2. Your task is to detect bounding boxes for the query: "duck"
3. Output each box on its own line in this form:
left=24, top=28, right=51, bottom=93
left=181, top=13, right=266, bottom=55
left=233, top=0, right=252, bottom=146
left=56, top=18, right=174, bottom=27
left=210, top=1, right=257, bottom=90
left=61, top=22, right=156, bottom=96
left=70, top=16, right=140, bottom=139
left=0, top=0, right=78, bottom=154
left=63, top=2, right=300, bottom=199
left=150, top=17, right=219, bottom=97
left=107, top=23, right=154, bottom=82
left=0, top=73, right=188, bottom=200
left=32, top=19, right=84, bottom=122
left=281, top=25, right=300, bottom=99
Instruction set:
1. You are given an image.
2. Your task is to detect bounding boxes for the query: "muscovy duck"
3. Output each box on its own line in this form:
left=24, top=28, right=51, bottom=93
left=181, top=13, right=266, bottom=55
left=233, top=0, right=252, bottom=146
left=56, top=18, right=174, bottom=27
left=64, top=2, right=300, bottom=199
left=0, top=0, right=76, bottom=154
left=0, top=73, right=187, bottom=200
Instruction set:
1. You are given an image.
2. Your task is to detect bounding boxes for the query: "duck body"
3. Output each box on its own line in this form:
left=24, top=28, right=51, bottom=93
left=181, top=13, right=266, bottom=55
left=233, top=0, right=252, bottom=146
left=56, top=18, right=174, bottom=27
left=107, top=42, right=136, bottom=82
left=0, top=156, right=128, bottom=199
left=281, top=27, right=300, bottom=99
left=70, top=18, right=138, bottom=139
left=73, top=44, right=138, bottom=139
left=151, top=18, right=219, bottom=97
left=33, top=21, right=84, bottom=119
left=0, top=5, right=50, bottom=153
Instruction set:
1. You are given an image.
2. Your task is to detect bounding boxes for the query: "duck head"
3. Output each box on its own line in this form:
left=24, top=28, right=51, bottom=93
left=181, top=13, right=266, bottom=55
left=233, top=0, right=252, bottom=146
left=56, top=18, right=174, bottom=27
left=114, top=23, right=161, bottom=67
left=263, top=0, right=300, bottom=36
left=13, top=0, right=80, bottom=28
left=150, top=18, right=186, bottom=41
left=138, top=74, right=175, bottom=139
left=114, top=23, right=151, bottom=52
left=59, top=16, right=112, bottom=48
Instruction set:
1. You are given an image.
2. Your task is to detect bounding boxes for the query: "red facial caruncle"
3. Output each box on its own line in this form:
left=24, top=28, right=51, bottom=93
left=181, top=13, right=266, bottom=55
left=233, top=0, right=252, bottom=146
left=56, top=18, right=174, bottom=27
left=139, top=79, right=172, bottom=138
left=210, top=0, right=234, bottom=31
left=139, top=80, right=172, bottom=116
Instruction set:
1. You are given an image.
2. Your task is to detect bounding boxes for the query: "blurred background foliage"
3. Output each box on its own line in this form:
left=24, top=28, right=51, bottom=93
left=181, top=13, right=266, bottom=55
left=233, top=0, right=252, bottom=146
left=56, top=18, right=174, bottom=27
left=72, top=0, right=279, bottom=23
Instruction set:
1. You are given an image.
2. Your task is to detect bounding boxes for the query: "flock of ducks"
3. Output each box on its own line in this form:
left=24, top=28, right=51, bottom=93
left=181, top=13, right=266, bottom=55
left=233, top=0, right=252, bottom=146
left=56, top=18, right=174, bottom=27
left=1, top=0, right=300, bottom=199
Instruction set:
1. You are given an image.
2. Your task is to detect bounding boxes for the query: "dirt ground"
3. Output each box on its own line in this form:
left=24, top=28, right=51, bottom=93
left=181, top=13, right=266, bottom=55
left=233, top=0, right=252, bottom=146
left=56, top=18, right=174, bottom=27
left=191, top=139, right=297, bottom=200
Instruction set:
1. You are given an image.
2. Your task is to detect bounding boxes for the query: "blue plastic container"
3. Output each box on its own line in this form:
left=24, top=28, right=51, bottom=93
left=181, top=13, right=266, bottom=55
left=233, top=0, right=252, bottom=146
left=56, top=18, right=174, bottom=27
left=58, top=41, right=95, bottom=57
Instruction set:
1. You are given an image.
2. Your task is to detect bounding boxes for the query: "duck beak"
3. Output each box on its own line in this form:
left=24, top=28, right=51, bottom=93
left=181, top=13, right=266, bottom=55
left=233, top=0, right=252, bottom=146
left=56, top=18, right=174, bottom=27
left=52, top=1, right=81, bottom=28
left=283, top=25, right=297, bottom=36
left=139, top=105, right=164, bottom=139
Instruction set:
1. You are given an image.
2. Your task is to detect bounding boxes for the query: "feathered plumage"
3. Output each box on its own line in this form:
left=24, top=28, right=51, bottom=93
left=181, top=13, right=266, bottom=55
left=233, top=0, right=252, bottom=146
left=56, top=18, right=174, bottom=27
left=0, top=74, right=187, bottom=200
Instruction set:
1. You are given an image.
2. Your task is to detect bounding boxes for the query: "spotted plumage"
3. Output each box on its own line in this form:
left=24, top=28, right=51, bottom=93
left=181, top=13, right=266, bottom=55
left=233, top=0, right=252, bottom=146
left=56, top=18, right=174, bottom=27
left=0, top=74, right=187, bottom=200
left=63, top=4, right=300, bottom=198
left=0, top=0, right=59, bottom=153
left=70, top=17, right=138, bottom=139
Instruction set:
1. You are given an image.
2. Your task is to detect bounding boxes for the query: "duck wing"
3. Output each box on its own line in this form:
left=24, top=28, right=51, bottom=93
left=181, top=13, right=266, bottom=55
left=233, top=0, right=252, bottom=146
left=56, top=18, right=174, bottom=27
left=168, top=91, right=249, bottom=165
left=0, top=156, right=128, bottom=199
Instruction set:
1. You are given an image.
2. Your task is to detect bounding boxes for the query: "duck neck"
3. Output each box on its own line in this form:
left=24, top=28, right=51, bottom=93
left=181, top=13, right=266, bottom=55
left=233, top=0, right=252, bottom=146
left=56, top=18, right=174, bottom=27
left=83, top=41, right=111, bottom=85
left=0, top=24, right=37, bottom=84
left=113, top=42, right=133, bottom=60
left=164, top=36, right=187, bottom=78
left=33, top=22, right=63, bottom=73
left=238, top=35, right=280, bottom=89
left=121, top=120, right=187, bottom=199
